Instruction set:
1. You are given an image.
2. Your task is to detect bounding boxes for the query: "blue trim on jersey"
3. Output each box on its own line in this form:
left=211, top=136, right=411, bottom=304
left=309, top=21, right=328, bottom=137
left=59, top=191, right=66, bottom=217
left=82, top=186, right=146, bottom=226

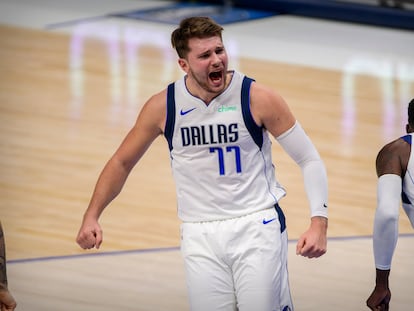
left=402, top=191, right=411, bottom=204
left=401, top=134, right=412, bottom=204
left=274, top=203, right=286, bottom=233
left=401, top=134, right=412, bottom=145
left=241, top=76, right=263, bottom=149
left=164, top=83, right=176, bottom=151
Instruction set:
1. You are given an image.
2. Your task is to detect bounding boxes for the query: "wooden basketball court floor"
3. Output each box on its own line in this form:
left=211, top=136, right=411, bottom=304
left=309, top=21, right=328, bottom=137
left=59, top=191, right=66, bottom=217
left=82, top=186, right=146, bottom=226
left=0, top=0, right=413, bottom=310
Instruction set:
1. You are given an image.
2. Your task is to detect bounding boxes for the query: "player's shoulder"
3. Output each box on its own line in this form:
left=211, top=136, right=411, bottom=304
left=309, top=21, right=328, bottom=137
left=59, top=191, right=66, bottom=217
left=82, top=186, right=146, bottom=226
left=150, top=87, right=168, bottom=101
left=143, top=88, right=168, bottom=108
left=376, top=135, right=411, bottom=172
left=137, top=88, right=168, bottom=124
left=380, top=135, right=411, bottom=154
left=250, top=81, right=285, bottom=106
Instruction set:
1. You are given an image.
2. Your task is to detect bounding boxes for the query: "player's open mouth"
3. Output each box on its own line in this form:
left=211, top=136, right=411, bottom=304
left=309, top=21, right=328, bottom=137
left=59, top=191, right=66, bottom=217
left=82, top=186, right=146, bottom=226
left=209, top=71, right=223, bottom=84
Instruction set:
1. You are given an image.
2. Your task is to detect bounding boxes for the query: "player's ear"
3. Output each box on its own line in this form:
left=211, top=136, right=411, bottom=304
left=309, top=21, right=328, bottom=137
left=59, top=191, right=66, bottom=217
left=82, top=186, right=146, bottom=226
left=178, top=58, right=189, bottom=73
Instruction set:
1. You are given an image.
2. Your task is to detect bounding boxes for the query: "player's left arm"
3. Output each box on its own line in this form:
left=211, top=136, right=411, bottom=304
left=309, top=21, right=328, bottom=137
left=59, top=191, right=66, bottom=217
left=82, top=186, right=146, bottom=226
left=250, top=82, right=328, bottom=258
left=373, top=141, right=405, bottom=271
left=367, top=139, right=408, bottom=310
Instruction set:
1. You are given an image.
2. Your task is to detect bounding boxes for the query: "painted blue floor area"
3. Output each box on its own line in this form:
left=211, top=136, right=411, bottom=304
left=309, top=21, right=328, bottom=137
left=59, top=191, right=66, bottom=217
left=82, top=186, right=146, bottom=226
left=219, top=0, right=414, bottom=30
left=111, top=2, right=278, bottom=25
left=109, top=0, right=414, bottom=30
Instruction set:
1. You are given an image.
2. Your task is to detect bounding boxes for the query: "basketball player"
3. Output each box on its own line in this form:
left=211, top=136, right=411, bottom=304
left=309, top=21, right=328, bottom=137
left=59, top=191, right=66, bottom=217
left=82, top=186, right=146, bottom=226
left=76, top=16, right=329, bottom=311
left=0, top=222, right=17, bottom=311
left=366, top=98, right=414, bottom=311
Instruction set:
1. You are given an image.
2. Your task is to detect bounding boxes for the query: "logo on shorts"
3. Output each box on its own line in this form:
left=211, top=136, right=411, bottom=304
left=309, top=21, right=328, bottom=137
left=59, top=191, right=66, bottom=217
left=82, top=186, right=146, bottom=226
left=262, top=217, right=276, bottom=225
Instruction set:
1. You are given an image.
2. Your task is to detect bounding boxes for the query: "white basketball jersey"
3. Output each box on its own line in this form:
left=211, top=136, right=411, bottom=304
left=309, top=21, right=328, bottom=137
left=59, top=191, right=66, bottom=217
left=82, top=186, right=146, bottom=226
left=164, top=71, right=286, bottom=222
left=401, top=133, right=414, bottom=227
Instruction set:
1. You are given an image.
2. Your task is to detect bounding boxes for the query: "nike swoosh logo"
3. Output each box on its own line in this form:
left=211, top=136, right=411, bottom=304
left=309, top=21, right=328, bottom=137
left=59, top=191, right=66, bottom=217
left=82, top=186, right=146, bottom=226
left=180, top=107, right=196, bottom=115
left=262, top=218, right=276, bottom=225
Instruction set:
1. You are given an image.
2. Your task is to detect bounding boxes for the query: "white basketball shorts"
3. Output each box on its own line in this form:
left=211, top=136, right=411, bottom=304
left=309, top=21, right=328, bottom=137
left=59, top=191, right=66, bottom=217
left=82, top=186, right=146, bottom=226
left=180, top=205, right=293, bottom=311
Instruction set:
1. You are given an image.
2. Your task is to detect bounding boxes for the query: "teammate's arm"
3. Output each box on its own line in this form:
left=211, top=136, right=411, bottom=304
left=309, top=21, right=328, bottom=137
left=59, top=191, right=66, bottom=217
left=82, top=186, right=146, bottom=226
left=76, top=90, right=167, bottom=250
left=367, top=139, right=408, bottom=310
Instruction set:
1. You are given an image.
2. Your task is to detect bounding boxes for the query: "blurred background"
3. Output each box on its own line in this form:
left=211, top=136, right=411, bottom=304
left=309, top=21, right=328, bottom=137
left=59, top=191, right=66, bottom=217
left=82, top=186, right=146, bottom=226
left=0, top=0, right=413, bottom=310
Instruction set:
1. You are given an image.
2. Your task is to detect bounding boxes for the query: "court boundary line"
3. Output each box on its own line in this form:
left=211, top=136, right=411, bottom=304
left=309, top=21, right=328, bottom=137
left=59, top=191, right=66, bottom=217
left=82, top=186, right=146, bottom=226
left=8, top=233, right=413, bottom=265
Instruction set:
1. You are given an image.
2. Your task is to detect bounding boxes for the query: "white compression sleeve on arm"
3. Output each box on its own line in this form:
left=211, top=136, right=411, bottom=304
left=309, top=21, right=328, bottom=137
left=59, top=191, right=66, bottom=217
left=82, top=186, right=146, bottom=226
left=276, top=121, right=328, bottom=218
left=373, top=174, right=401, bottom=270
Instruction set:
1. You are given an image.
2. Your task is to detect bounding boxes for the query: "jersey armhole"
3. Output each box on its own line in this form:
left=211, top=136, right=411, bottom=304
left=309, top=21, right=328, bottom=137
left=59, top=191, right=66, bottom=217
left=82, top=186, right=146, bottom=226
left=241, top=76, right=263, bottom=149
left=164, top=82, right=176, bottom=151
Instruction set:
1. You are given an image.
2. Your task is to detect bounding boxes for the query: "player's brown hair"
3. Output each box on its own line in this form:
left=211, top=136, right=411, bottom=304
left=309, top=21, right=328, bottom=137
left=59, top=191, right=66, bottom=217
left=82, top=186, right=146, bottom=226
left=171, top=16, right=223, bottom=59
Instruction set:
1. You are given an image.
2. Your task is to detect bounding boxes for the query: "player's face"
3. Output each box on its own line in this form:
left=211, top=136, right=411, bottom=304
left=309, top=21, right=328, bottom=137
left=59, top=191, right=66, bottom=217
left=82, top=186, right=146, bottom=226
left=179, top=36, right=228, bottom=98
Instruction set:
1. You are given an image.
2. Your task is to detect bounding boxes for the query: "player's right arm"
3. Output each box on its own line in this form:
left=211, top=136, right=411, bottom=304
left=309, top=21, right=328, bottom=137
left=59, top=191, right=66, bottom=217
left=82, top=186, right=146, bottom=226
left=76, top=90, right=167, bottom=250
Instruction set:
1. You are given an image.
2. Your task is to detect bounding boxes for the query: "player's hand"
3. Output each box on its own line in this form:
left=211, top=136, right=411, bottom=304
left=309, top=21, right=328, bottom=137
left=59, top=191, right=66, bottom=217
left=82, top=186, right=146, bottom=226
left=366, top=287, right=391, bottom=311
left=0, top=288, right=17, bottom=311
left=76, top=218, right=103, bottom=250
left=296, top=216, right=327, bottom=258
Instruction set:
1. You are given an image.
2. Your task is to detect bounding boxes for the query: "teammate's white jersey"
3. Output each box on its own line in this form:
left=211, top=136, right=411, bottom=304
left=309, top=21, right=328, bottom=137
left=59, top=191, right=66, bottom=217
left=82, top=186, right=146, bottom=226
left=401, top=133, right=414, bottom=227
left=164, top=70, right=286, bottom=222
